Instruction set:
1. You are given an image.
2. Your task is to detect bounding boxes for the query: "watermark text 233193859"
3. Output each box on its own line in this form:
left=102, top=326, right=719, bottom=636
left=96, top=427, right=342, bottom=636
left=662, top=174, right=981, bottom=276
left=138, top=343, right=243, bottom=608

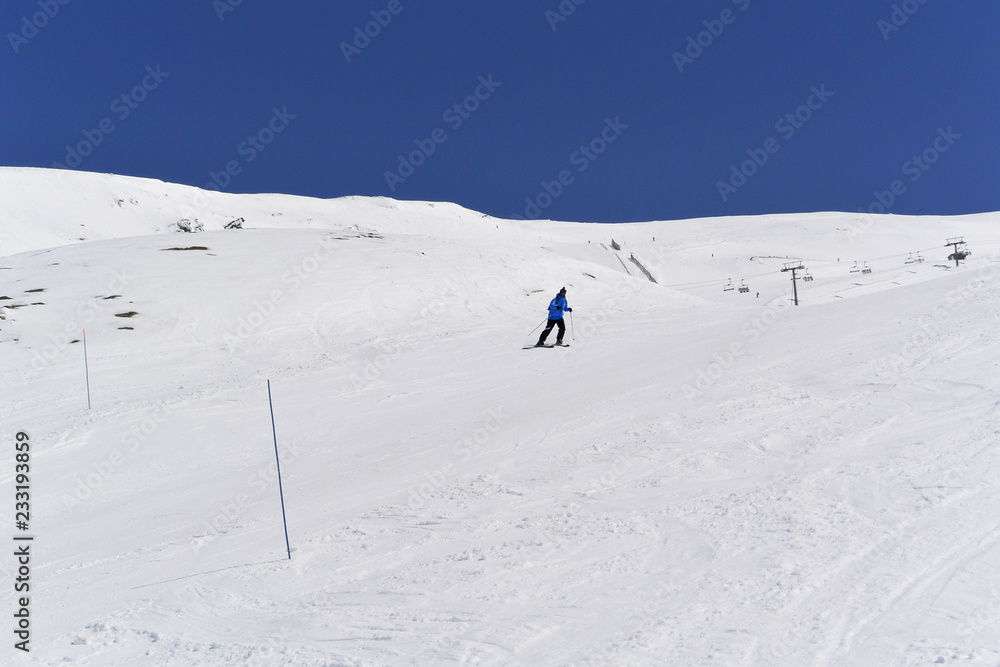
left=14, top=431, right=33, bottom=652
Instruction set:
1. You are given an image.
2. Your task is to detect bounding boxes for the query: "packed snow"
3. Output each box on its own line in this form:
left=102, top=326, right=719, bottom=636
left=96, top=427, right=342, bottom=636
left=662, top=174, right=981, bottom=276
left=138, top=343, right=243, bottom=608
left=2, top=167, right=1000, bottom=665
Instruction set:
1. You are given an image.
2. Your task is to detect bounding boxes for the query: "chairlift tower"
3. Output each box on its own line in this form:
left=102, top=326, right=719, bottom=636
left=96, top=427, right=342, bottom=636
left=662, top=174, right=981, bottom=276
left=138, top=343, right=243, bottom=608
left=945, top=237, right=969, bottom=267
left=782, top=261, right=805, bottom=306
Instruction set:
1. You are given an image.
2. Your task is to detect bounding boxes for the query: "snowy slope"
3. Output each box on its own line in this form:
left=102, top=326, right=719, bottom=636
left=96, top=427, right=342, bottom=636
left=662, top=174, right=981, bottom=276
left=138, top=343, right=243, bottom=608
left=2, top=168, right=1000, bottom=665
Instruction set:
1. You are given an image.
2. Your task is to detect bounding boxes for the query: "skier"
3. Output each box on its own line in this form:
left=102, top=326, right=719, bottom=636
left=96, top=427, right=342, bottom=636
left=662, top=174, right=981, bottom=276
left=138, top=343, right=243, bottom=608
left=535, top=287, right=572, bottom=347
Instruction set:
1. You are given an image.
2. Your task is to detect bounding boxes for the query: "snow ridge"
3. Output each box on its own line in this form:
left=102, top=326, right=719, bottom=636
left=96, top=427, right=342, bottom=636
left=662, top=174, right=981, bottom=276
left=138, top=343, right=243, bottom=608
left=2, top=168, right=1000, bottom=665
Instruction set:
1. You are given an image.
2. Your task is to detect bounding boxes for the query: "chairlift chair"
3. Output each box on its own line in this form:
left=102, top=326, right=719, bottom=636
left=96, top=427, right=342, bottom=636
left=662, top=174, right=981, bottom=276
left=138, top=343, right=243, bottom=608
left=946, top=238, right=969, bottom=266
left=861, top=262, right=872, bottom=275
left=723, top=278, right=734, bottom=292
left=803, top=271, right=814, bottom=282
left=849, top=261, right=860, bottom=273
left=738, top=280, right=749, bottom=293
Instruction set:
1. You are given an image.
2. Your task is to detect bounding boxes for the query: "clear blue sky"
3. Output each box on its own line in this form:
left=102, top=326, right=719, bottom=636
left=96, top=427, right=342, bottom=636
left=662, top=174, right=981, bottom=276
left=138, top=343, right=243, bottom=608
left=3, top=1, right=998, bottom=222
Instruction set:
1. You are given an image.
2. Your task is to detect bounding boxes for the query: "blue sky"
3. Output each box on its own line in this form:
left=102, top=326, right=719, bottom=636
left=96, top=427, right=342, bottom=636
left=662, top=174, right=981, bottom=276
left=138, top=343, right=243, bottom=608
left=3, top=1, right=998, bottom=222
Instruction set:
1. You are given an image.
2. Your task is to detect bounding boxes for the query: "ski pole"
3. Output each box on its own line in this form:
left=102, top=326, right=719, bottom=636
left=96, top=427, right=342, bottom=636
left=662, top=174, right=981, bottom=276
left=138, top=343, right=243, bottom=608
left=527, top=318, right=547, bottom=336
left=570, top=311, right=575, bottom=341
left=526, top=318, right=549, bottom=347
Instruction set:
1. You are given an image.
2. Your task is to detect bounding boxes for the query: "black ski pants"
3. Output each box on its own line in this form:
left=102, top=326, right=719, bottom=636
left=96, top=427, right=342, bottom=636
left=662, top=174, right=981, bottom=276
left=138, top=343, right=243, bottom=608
left=538, top=318, right=566, bottom=344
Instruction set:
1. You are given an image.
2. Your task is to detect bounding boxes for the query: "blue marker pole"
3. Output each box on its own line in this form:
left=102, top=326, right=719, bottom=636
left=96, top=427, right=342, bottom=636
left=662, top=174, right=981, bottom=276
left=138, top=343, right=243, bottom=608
left=83, top=329, right=91, bottom=409
left=267, top=380, right=292, bottom=560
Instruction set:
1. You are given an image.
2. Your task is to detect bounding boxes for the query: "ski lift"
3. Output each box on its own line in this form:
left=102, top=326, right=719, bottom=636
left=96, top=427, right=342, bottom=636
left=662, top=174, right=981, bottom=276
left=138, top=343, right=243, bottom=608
left=802, top=270, right=814, bottom=282
left=946, top=237, right=970, bottom=266
left=915, top=253, right=925, bottom=263
left=861, top=262, right=872, bottom=275
left=849, top=261, right=860, bottom=273
left=738, top=279, right=749, bottom=293
left=723, top=278, right=734, bottom=292
left=904, top=253, right=915, bottom=265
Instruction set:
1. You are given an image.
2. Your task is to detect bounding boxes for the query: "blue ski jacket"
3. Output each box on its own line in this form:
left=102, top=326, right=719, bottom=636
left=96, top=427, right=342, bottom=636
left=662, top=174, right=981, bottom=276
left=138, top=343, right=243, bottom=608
left=548, top=293, right=571, bottom=320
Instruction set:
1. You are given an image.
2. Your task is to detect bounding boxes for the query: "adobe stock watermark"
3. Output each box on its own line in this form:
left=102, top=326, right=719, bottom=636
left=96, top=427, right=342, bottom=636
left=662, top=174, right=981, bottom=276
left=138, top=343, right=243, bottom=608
left=683, top=294, right=790, bottom=401
left=546, top=0, right=586, bottom=31
left=673, top=0, right=751, bottom=73
left=60, top=404, right=176, bottom=510
left=582, top=547, right=706, bottom=666
left=878, top=0, right=931, bottom=41
left=344, top=340, right=403, bottom=392
left=758, top=520, right=915, bottom=661
left=844, top=126, right=960, bottom=241
left=201, top=231, right=360, bottom=347
left=7, top=0, right=70, bottom=54
left=383, top=75, right=502, bottom=193
left=511, top=116, right=628, bottom=220
left=203, top=106, right=296, bottom=191
left=405, top=407, right=508, bottom=510
left=213, top=0, right=245, bottom=22
left=958, top=591, right=1000, bottom=639
left=549, top=244, right=672, bottom=362
left=771, top=417, right=839, bottom=486
left=192, top=438, right=306, bottom=555
left=340, top=0, right=406, bottom=64
left=51, top=66, right=170, bottom=170
left=18, top=269, right=133, bottom=385
left=556, top=271, right=644, bottom=357
left=886, top=258, right=1000, bottom=377
left=344, top=278, right=461, bottom=392
left=716, top=84, right=833, bottom=202
left=526, top=451, right=638, bottom=562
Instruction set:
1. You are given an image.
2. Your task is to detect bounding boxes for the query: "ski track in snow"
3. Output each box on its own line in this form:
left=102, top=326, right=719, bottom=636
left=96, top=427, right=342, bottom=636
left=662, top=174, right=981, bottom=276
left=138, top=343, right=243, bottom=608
left=1, top=168, right=1000, bottom=665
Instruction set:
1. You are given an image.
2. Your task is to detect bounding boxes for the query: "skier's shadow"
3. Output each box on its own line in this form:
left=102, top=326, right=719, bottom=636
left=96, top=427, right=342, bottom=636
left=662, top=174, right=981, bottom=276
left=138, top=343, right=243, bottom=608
left=131, top=559, right=287, bottom=589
